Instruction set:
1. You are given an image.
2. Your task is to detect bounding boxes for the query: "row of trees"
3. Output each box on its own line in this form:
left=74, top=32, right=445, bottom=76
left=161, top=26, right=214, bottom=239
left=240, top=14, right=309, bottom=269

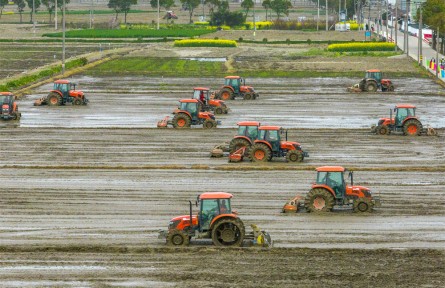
left=0, top=0, right=71, bottom=23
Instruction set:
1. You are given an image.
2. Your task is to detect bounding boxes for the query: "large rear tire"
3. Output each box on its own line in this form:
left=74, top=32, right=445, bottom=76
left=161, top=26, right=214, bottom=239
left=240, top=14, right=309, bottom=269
left=203, top=119, right=217, bottom=129
left=47, top=93, right=62, bottom=106
left=211, top=218, right=245, bottom=247
left=220, top=88, right=232, bottom=100
left=250, top=143, right=272, bottom=162
left=172, top=113, right=191, bottom=129
left=286, top=150, right=304, bottom=162
left=166, top=229, right=190, bottom=246
left=229, top=138, right=251, bottom=153
left=353, top=198, right=374, bottom=213
left=403, top=119, right=421, bottom=136
left=304, top=188, right=335, bottom=213
left=366, top=81, right=377, bottom=92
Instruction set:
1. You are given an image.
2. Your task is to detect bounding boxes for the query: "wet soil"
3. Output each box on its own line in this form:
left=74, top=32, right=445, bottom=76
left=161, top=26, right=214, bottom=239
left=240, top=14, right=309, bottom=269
left=1, top=75, right=444, bottom=286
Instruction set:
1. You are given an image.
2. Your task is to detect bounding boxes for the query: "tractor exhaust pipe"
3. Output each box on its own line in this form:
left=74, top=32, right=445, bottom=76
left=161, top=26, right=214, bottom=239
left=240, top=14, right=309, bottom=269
left=189, top=201, right=193, bottom=228
left=349, top=171, right=354, bottom=186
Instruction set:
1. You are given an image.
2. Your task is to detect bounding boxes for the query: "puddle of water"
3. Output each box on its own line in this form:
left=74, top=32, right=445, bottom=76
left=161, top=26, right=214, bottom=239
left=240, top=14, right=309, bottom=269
left=180, top=57, right=226, bottom=62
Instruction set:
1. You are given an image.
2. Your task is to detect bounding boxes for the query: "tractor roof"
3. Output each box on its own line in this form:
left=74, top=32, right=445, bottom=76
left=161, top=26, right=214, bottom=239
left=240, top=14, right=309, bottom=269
left=194, top=87, right=210, bottom=91
left=0, top=92, right=13, bottom=96
left=259, top=126, right=281, bottom=131
left=237, top=121, right=260, bottom=127
left=54, top=79, right=71, bottom=84
left=225, top=76, right=241, bottom=79
left=366, top=69, right=381, bottom=73
left=199, top=192, right=233, bottom=200
left=316, top=166, right=346, bottom=172
left=396, top=104, right=416, bottom=109
left=179, top=99, right=199, bottom=103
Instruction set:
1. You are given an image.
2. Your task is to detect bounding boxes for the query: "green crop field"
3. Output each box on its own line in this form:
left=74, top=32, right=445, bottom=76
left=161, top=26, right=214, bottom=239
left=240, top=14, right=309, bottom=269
left=43, top=29, right=215, bottom=39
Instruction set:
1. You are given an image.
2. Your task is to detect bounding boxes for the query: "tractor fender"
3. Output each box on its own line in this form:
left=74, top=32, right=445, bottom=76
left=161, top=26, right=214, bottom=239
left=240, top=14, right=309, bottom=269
left=221, top=86, right=235, bottom=93
left=210, top=214, right=239, bottom=229
left=253, top=140, right=272, bottom=151
left=177, top=111, right=192, bottom=119
left=49, top=90, right=63, bottom=97
left=233, top=135, right=253, bottom=145
left=402, top=116, right=421, bottom=126
left=310, top=184, right=336, bottom=197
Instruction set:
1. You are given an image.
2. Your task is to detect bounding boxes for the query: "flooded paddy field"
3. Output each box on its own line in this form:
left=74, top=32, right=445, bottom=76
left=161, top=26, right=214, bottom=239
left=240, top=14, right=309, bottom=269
left=1, top=75, right=444, bottom=287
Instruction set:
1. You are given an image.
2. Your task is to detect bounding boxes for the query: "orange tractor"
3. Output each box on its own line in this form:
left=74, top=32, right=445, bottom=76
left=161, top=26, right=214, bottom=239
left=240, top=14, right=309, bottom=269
left=248, top=126, right=308, bottom=163
left=371, top=104, right=436, bottom=136
left=283, top=166, right=381, bottom=213
left=192, top=87, right=229, bottom=115
left=157, top=99, right=220, bottom=129
left=1, top=92, right=21, bottom=120
left=347, top=69, right=394, bottom=92
left=226, top=121, right=261, bottom=162
left=159, top=192, right=272, bottom=247
left=34, top=79, right=88, bottom=106
left=214, top=76, right=259, bottom=100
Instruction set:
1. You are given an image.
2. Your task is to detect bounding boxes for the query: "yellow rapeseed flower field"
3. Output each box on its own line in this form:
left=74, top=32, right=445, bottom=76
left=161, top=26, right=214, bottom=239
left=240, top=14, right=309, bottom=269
left=327, top=42, right=396, bottom=52
left=174, top=39, right=237, bottom=47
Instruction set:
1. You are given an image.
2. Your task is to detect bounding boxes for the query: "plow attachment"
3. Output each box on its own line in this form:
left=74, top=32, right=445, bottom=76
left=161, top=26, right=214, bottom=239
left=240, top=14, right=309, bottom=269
left=210, top=142, right=229, bottom=158
left=229, top=146, right=246, bottom=163
left=282, top=195, right=305, bottom=213
left=157, top=116, right=170, bottom=128
left=33, top=97, right=47, bottom=106
left=245, top=224, right=273, bottom=247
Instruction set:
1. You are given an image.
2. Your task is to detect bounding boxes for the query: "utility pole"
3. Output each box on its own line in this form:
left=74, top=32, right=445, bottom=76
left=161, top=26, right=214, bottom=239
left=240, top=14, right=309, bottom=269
left=89, top=0, right=94, bottom=29
left=436, top=26, right=439, bottom=78
left=55, top=0, right=58, bottom=30
left=338, top=0, right=340, bottom=22
left=253, top=1, right=256, bottom=37
left=404, top=0, right=408, bottom=54
left=395, top=2, right=398, bottom=51
left=62, top=0, right=65, bottom=75
left=326, top=0, right=328, bottom=31
left=157, top=0, right=160, bottom=30
left=418, top=4, right=422, bottom=66
left=317, top=0, right=319, bottom=31
left=32, top=0, right=35, bottom=34
left=385, top=0, right=388, bottom=41
left=377, top=0, right=381, bottom=37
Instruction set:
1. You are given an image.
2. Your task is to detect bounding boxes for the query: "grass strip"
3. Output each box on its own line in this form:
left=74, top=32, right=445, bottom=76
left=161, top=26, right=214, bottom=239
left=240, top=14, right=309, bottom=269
left=43, top=29, right=215, bottom=38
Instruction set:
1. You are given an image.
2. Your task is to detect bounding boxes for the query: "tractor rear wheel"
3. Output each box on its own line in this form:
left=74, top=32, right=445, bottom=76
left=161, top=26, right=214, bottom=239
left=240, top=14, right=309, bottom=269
left=403, top=119, right=421, bottom=136
left=376, top=125, right=389, bottom=135
left=220, top=88, right=232, bottom=100
left=211, top=218, right=245, bottom=247
left=243, top=93, right=253, bottom=100
left=72, top=98, right=83, bottom=106
left=304, top=188, right=335, bottom=213
left=229, top=138, right=251, bottom=153
left=366, top=82, right=377, bottom=92
left=47, top=93, right=62, bottom=106
left=250, top=143, right=272, bottom=162
left=214, top=107, right=224, bottom=115
left=203, top=119, right=217, bottom=129
left=353, top=198, right=373, bottom=213
left=172, top=113, right=191, bottom=129
left=286, top=150, right=304, bottom=162
left=166, top=229, right=190, bottom=246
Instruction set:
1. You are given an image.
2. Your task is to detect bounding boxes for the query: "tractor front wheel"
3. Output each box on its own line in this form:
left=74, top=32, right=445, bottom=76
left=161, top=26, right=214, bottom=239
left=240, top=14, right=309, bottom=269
left=304, top=188, right=335, bottom=213
left=211, top=218, right=245, bottom=247
left=47, top=93, right=62, bottom=106
left=250, top=143, right=272, bottom=162
left=214, top=107, right=224, bottom=115
left=353, top=198, right=373, bottom=213
left=220, top=88, right=232, bottom=100
left=72, top=98, right=83, bottom=106
left=243, top=93, right=253, bottom=100
left=166, top=229, right=190, bottom=246
left=388, top=85, right=395, bottom=92
left=366, top=82, right=377, bottom=92
left=203, top=119, right=217, bottom=129
left=376, top=125, right=389, bottom=135
left=172, top=114, right=192, bottom=129
left=403, top=119, right=421, bottom=136
left=286, top=150, right=304, bottom=162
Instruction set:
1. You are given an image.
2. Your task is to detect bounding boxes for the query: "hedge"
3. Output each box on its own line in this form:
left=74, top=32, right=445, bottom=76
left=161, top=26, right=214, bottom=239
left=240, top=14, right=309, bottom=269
left=174, top=39, right=237, bottom=47
left=327, top=42, right=396, bottom=52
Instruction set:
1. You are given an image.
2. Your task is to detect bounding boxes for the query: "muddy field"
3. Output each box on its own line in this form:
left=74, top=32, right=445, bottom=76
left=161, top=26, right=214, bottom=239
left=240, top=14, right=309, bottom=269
left=0, top=74, right=444, bottom=286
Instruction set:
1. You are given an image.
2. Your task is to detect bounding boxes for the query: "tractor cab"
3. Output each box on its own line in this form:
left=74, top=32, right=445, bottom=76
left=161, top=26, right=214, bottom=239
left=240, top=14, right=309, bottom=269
left=315, top=166, right=347, bottom=199
left=197, top=192, right=233, bottom=231
left=224, top=76, right=243, bottom=94
left=1, top=92, right=20, bottom=120
left=394, top=104, right=416, bottom=127
left=257, top=126, right=282, bottom=152
left=178, top=99, right=201, bottom=120
left=236, top=121, right=260, bottom=141
left=53, top=80, right=76, bottom=97
left=365, top=69, right=382, bottom=82
left=193, top=87, right=210, bottom=104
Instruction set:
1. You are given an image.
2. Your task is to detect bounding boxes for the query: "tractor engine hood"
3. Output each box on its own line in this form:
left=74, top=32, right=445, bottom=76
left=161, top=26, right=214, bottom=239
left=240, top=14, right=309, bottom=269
left=199, top=112, right=215, bottom=119
left=281, top=141, right=302, bottom=150
left=169, top=215, right=198, bottom=229
left=351, top=185, right=372, bottom=197
left=69, top=91, right=84, bottom=97
left=241, top=85, right=255, bottom=92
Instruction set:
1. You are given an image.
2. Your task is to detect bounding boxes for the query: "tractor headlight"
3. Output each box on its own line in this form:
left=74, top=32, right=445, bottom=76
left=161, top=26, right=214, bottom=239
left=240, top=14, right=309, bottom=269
left=293, top=144, right=302, bottom=150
